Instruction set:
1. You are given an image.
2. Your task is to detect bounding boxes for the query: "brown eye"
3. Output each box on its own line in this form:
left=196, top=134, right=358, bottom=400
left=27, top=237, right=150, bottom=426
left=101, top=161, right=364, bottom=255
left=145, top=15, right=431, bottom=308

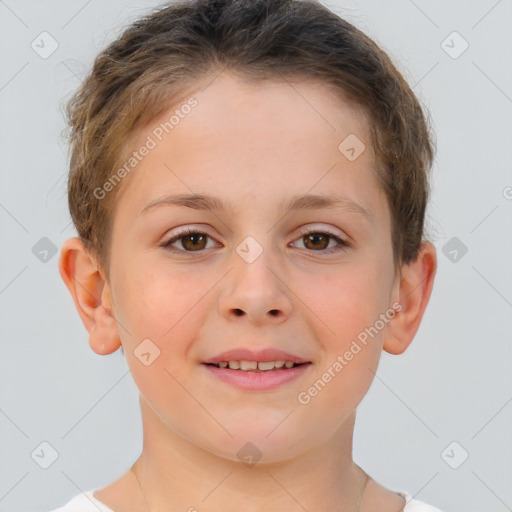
left=163, top=229, right=218, bottom=252
left=180, top=232, right=207, bottom=251
left=291, top=229, right=349, bottom=253
left=303, top=233, right=330, bottom=250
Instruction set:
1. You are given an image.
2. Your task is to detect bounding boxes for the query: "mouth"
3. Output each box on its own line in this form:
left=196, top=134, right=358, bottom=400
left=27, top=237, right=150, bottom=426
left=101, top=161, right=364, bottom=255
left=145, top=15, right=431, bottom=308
left=203, top=360, right=309, bottom=372
left=201, top=347, right=312, bottom=390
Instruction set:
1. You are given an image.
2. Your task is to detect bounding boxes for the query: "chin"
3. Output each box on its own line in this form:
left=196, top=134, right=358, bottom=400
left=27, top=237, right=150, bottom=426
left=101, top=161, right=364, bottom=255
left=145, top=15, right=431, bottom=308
left=201, top=427, right=314, bottom=466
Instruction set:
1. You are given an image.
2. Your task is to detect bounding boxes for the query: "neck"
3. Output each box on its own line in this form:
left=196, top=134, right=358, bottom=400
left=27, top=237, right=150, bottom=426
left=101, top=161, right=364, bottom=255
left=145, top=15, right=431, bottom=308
left=130, top=396, right=369, bottom=512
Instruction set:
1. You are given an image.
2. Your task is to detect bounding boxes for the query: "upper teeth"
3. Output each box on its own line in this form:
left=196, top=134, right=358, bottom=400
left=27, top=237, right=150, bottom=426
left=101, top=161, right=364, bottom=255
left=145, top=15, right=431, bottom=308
left=217, top=360, right=296, bottom=370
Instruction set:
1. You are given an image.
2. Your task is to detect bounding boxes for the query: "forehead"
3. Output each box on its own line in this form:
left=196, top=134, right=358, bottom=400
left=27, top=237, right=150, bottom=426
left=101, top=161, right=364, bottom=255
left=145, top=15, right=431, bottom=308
left=114, top=71, right=382, bottom=219
left=170, top=72, right=371, bottom=151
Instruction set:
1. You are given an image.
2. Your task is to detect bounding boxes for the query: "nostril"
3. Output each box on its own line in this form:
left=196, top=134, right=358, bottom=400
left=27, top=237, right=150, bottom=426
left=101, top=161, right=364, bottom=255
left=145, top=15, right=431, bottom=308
left=269, top=310, right=279, bottom=316
left=234, top=309, right=244, bottom=316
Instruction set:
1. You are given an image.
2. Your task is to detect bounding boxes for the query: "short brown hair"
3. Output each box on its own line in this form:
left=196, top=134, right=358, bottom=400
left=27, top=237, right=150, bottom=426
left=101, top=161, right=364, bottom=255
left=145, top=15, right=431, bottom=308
left=65, top=0, right=435, bottom=276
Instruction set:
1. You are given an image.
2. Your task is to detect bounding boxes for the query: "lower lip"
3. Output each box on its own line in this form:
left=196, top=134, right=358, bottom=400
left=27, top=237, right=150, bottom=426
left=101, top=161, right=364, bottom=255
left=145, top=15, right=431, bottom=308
left=202, top=363, right=312, bottom=391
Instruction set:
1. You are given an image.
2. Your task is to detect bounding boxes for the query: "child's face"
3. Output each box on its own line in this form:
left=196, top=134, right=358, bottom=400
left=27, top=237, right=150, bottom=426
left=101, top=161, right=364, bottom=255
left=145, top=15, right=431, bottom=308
left=106, top=72, right=400, bottom=462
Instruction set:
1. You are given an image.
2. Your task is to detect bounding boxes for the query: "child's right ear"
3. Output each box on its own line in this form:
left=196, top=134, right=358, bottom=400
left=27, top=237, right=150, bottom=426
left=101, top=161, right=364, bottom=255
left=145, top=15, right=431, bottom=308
left=58, top=237, right=121, bottom=355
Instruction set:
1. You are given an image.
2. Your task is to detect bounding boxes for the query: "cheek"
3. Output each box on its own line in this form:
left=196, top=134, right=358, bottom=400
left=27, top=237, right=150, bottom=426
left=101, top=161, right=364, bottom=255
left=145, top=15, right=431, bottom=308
left=116, top=258, right=199, bottom=335
left=300, top=260, right=392, bottom=341
left=294, top=266, right=387, bottom=423
left=114, top=263, right=209, bottom=400
left=115, top=260, right=221, bottom=374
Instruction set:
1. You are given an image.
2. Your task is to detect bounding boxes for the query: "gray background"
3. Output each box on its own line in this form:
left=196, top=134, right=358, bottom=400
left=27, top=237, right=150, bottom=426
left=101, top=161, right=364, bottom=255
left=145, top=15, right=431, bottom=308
left=1, top=0, right=511, bottom=511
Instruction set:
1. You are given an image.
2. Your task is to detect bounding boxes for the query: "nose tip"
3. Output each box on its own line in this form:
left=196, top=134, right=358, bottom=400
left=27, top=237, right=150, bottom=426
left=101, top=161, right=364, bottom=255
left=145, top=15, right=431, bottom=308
left=220, top=258, right=293, bottom=324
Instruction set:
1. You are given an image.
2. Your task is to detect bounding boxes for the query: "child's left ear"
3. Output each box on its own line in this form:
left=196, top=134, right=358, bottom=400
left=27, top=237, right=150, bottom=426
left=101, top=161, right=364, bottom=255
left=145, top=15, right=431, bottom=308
left=383, top=241, right=437, bottom=355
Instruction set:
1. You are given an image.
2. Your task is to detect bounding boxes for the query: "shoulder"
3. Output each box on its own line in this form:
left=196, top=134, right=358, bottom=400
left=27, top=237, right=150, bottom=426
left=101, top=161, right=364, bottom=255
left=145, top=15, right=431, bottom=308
left=398, top=490, right=444, bottom=512
left=47, top=489, right=114, bottom=512
left=362, top=478, right=443, bottom=512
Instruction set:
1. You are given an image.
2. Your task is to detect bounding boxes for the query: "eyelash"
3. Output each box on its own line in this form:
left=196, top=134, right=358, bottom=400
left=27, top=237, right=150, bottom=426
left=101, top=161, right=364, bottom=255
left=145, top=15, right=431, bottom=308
left=162, top=227, right=350, bottom=255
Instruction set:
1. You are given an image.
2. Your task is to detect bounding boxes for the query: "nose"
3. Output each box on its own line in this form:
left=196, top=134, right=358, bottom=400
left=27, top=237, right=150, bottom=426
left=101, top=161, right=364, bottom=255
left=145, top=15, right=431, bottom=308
left=218, top=248, right=293, bottom=326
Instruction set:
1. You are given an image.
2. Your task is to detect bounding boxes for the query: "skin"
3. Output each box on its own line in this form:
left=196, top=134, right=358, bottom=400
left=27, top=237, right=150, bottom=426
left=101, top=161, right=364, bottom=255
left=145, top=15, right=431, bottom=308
left=59, top=71, right=437, bottom=511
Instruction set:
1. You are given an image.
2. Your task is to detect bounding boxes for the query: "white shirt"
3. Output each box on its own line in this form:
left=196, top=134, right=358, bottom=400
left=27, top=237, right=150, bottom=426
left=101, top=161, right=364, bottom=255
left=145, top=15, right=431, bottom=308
left=48, top=488, right=443, bottom=511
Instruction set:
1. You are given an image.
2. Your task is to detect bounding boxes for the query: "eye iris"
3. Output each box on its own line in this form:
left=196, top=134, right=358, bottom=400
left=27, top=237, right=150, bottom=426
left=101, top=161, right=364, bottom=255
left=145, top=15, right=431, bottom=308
left=304, top=233, right=329, bottom=250
left=182, top=233, right=207, bottom=250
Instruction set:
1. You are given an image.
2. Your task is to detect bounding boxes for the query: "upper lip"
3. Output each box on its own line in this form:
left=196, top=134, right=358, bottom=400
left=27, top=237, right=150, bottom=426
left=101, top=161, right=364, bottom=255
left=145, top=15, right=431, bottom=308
left=202, top=348, right=311, bottom=364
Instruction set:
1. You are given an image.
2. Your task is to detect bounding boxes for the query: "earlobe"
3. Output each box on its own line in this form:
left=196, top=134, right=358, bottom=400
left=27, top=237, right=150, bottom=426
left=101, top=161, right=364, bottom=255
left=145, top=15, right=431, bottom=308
left=383, top=241, right=437, bottom=355
left=58, top=237, right=121, bottom=355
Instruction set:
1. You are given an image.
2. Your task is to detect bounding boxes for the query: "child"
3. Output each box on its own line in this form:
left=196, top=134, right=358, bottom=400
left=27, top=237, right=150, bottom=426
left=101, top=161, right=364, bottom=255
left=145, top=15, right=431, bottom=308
left=52, top=0, right=441, bottom=510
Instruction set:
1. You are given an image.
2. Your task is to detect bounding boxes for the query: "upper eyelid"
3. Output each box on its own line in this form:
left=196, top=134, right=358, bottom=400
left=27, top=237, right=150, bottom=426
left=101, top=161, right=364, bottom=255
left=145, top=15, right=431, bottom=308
left=166, top=224, right=346, bottom=240
left=295, top=224, right=346, bottom=238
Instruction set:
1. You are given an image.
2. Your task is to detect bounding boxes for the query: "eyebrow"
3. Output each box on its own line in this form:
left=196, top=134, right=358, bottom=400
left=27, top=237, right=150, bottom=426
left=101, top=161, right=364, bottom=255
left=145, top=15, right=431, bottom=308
left=140, top=192, right=372, bottom=219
